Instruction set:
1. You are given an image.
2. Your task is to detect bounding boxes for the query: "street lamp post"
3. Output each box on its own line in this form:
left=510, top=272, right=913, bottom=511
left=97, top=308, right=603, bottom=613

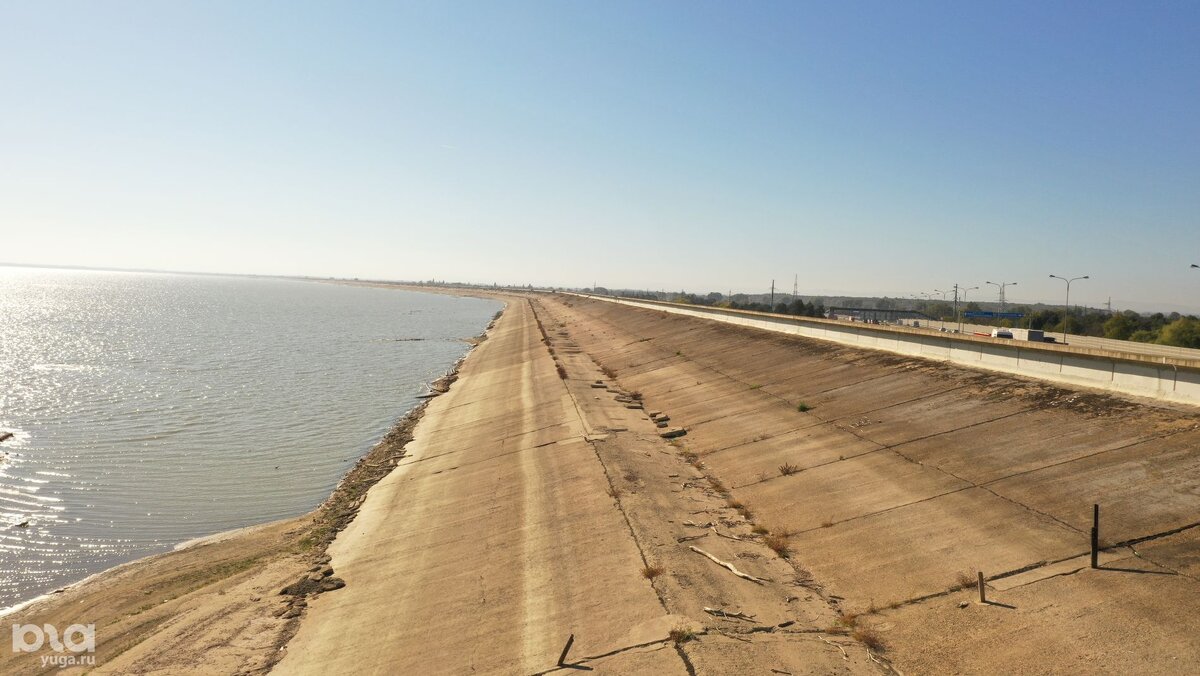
left=985, top=280, right=1018, bottom=312
left=917, top=292, right=939, bottom=328
left=934, top=288, right=951, bottom=330
left=1049, top=274, right=1089, bottom=344
left=958, top=285, right=979, bottom=333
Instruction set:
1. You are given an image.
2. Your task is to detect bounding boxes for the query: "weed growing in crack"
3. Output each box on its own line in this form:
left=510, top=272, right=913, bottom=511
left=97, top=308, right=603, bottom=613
left=726, top=499, right=754, bottom=521
left=668, top=627, right=696, bottom=644
left=953, top=569, right=979, bottom=591
left=764, top=533, right=792, bottom=559
left=852, top=626, right=886, bottom=652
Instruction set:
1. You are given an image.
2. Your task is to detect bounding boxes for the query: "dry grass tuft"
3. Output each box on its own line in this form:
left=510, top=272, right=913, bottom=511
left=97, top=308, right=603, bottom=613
left=778, top=462, right=800, bottom=476
left=668, top=627, right=696, bottom=644
left=555, top=363, right=568, bottom=379
left=606, top=485, right=622, bottom=499
left=642, top=565, right=664, bottom=580
left=826, top=611, right=858, bottom=634
left=751, top=525, right=770, bottom=535
left=797, top=402, right=811, bottom=412
left=725, top=499, right=754, bottom=521
left=623, top=471, right=639, bottom=483
left=763, top=533, right=792, bottom=558
left=852, top=626, right=886, bottom=653
left=953, top=569, right=979, bottom=591
left=628, top=391, right=643, bottom=401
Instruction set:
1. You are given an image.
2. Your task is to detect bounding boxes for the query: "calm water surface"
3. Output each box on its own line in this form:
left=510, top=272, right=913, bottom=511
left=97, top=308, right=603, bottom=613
left=0, top=268, right=500, bottom=608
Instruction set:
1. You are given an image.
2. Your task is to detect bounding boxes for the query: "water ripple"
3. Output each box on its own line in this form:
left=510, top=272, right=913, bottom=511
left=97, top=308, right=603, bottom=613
left=0, top=268, right=500, bottom=608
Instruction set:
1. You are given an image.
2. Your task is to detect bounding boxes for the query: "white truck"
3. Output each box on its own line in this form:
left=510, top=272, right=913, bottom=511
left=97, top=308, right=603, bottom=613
left=1006, top=328, right=1044, bottom=342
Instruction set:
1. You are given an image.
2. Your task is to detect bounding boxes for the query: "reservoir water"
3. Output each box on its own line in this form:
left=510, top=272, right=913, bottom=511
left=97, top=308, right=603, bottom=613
left=0, top=267, right=501, bottom=608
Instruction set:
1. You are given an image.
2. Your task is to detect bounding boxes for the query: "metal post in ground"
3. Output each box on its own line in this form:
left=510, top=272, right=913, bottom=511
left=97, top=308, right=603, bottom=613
left=1091, top=504, right=1100, bottom=569
left=558, top=634, right=575, bottom=666
left=977, top=571, right=986, bottom=604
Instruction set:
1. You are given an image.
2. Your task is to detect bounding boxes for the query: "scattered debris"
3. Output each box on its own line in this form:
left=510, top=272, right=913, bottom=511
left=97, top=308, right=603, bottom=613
left=704, top=606, right=756, bottom=621
left=711, top=527, right=744, bottom=541
left=819, top=636, right=849, bottom=660
left=690, top=546, right=768, bottom=584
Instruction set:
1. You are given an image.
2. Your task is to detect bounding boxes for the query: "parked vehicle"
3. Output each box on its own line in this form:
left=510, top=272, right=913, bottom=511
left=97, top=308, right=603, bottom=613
left=991, top=328, right=1014, bottom=339
left=1010, top=328, right=1044, bottom=342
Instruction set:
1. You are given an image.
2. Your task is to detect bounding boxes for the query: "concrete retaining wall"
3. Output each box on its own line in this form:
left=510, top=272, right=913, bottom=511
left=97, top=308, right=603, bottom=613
left=574, top=294, right=1200, bottom=408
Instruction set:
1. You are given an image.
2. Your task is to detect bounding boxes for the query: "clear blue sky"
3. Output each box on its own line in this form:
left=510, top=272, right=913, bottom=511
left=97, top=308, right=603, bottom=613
left=3, top=1, right=1198, bottom=311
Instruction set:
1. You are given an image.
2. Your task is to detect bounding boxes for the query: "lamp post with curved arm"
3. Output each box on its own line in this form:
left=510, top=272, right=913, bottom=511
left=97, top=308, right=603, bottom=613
left=910, top=293, right=934, bottom=328
left=1049, top=274, right=1089, bottom=343
left=933, top=288, right=952, bottom=330
left=957, top=285, right=979, bottom=333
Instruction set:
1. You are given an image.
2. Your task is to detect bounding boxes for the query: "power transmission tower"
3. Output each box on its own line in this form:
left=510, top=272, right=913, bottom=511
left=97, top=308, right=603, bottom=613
left=770, top=280, right=775, bottom=309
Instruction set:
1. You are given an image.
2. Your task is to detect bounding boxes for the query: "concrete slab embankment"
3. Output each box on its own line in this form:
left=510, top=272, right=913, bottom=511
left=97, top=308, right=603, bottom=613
left=545, top=292, right=1200, bottom=675
left=576, top=293, right=1200, bottom=407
